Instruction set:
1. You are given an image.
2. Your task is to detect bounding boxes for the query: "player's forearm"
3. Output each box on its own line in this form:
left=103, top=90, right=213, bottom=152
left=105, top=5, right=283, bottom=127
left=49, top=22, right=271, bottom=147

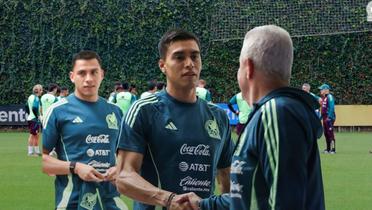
left=116, top=170, right=172, bottom=207
left=41, top=154, right=70, bottom=175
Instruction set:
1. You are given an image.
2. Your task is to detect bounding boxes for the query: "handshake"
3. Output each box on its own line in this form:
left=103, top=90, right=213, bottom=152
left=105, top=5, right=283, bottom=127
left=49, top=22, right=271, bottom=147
left=168, top=192, right=202, bottom=210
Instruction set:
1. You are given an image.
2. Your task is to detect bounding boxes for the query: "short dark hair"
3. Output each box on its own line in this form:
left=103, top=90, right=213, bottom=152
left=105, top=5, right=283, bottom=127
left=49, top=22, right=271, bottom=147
left=156, top=82, right=165, bottom=90
left=48, top=83, right=59, bottom=92
left=61, top=87, right=68, bottom=91
left=158, top=29, right=200, bottom=59
left=122, top=82, right=129, bottom=90
left=147, top=80, right=157, bottom=91
left=72, top=50, right=102, bottom=68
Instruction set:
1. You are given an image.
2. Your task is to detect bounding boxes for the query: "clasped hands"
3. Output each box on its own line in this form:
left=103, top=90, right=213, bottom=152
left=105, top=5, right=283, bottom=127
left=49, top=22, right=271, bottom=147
left=75, top=163, right=117, bottom=184
left=169, top=192, right=202, bottom=210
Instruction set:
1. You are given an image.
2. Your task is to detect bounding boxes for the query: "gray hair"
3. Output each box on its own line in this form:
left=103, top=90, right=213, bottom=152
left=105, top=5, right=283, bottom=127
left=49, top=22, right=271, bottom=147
left=240, top=25, right=293, bottom=83
left=302, top=83, right=310, bottom=88
left=32, top=84, right=43, bottom=94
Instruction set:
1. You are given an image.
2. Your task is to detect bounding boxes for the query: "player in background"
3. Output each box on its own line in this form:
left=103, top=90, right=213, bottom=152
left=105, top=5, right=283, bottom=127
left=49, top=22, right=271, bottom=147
left=40, top=83, right=59, bottom=117
left=319, top=83, right=336, bottom=154
left=108, top=81, right=123, bottom=103
left=140, top=80, right=157, bottom=99
left=115, top=82, right=137, bottom=115
left=227, top=92, right=252, bottom=135
left=27, top=84, right=43, bottom=156
left=116, top=29, right=235, bottom=210
left=195, top=79, right=212, bottom=102
left=302, top=83, right=322, bottom=118
left=57, top=86, right=70, bottom=100
left=156, top=81, right=166, bottom=93
left=129, top=84, right=138, bottom=100
left=42, top=50, right=127, bottom=210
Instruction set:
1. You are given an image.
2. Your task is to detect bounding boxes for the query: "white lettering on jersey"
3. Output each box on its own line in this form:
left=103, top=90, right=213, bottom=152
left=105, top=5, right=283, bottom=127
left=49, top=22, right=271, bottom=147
left=180, top=144, right=210, bottom=156
left=86, top=134, right=110, bottom=144
left=179, top=162, right=210, bottom=172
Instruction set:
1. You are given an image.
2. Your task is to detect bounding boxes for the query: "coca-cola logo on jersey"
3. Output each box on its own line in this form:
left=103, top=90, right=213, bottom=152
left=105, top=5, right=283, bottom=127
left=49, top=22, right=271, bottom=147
left=86, top=134, right=110, bottom=144
left=180, top=144, right=210, bottom=156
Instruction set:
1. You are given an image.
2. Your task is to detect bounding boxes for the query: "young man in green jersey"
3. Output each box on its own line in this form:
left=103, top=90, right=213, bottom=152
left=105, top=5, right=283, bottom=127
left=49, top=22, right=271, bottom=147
left=42, top=50, right=127, bottom=209
left=116, top=29, right=234, bottom=210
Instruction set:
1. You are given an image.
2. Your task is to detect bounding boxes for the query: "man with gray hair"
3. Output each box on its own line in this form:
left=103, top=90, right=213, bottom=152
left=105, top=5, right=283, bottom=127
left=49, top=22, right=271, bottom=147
left=175, top=25, right=325, bottom=210
left=26, top=84, right=43, bottom=156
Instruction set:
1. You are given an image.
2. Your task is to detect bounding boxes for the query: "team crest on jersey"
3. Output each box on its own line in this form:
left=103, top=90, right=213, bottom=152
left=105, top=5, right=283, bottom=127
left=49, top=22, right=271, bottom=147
left=106, top=112, right=118, bottom=130
left=205, top=118, right=221, bottom=140
left=80, top=192, right=97, bottom=210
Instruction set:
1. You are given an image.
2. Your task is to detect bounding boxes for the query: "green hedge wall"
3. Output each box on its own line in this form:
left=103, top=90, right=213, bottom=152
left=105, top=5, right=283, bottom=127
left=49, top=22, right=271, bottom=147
left=1, top=0, right=371, bottom=105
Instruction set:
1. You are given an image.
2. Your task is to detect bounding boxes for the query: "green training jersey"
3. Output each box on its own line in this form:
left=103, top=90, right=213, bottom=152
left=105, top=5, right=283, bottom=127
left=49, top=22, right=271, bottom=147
left=27, top=94, right=41, bottom=121
left=115, top=91, right=136, bottom=114
left=196, top=87, right=212, bottom=102
left=229, top=92, right=252, bottom=124
left=41, top=93, right=58, bottom=116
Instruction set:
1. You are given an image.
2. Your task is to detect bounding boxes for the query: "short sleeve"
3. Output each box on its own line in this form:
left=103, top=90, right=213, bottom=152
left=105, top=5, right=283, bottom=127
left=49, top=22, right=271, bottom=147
left=42, top=109, right=59, bottom=152
left=217, top=117, right=235, bottom=169
left=229, top=95, right=237, bottom=105
left=117, top=108, right=147, bottom=154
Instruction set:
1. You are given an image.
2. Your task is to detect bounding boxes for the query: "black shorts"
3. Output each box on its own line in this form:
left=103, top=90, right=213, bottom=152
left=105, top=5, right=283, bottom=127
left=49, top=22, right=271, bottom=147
left=28, top=120, right=40, bottom=135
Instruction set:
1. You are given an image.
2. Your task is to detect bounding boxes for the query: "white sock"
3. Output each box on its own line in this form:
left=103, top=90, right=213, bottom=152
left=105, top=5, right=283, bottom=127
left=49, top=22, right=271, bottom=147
left=34, top=146, right=40, bottom=154
left=28, top=146, right=33, bottom=154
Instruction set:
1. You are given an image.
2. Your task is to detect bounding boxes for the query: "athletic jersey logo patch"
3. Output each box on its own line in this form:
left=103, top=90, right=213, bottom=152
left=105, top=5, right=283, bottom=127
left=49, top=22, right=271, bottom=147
left=80, top=192, right=97, bottom=210
left=205, top=118, right=221, bottom=140
left=72, top=116, right=83, bottom=124
left=106, top=112, right=118, bottom=130
left=165, top=121, right=178, bottom=130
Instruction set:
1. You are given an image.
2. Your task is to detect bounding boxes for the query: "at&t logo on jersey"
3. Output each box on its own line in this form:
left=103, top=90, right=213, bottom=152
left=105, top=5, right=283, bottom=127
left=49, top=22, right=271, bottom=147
left=85, top=134, right=110, bottom=144
left=86, top=149, right=111, bottom=157
left=179, top=162, right=210, bottom=172
left=180, top=144, right=210, bottom=156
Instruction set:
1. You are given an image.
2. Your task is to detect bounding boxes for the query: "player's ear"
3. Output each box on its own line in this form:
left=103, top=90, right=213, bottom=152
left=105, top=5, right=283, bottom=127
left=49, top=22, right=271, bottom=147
left=69, top=71, right=75, bottom=83
left=159, top=59, right=166, bottom=75
left=246, top=58, right=254, bottom=80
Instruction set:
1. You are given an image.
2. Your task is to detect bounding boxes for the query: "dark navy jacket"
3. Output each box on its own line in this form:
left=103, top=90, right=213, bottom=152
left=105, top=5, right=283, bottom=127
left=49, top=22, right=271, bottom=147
left=200, top=87, right=325, bottom=210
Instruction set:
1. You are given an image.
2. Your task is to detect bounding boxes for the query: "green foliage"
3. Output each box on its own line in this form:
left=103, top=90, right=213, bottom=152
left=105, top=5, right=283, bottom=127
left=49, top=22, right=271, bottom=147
left=0, top=0, right=370, bottom=104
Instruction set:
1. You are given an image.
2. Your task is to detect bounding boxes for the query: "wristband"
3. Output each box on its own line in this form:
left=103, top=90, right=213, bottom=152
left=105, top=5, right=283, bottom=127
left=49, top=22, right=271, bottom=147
left=69, top=161, right=76, bottom=174
left=166, top=193, right=176, bottom=209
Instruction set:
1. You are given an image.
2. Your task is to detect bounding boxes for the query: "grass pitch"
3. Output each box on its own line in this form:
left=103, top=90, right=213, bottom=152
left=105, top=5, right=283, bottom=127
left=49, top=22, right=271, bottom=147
left=0, top=132, right=371, bottom=210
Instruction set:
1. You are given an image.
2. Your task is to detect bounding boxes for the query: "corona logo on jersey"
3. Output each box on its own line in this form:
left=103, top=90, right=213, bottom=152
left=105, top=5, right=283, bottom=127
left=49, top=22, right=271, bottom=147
left=205, top=118, right=221, bottom=140
left=106, top=112, right=118, bottom=129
